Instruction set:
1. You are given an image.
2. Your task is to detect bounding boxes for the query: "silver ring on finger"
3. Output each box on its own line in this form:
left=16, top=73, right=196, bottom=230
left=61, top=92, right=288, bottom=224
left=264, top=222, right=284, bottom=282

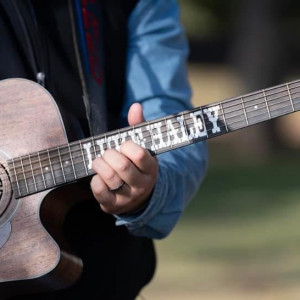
left=109, top=181, right=125, bottom=193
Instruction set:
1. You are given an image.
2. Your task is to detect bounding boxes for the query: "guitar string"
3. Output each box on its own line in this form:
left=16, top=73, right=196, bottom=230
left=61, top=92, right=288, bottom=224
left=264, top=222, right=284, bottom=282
left=9, top=100, right=300, bottom=196
left=217, top=79, right=300, bottom=108
left=7, top=79, right=300, bottom=177
left=8, top=88, right=300, bottom=183
left=9, top=81, right=300, bottom=170
left=9, top=82, right=300, bottom=171
left=10, top=80, right=300, bottom=169
left=208, top=82, right=300, bottom=111
left=9, top=85, right=300, bottom=179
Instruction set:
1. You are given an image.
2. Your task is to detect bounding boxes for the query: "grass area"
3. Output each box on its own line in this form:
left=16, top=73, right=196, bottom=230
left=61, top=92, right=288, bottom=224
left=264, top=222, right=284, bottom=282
left=142, top=156, right=300, bottom=299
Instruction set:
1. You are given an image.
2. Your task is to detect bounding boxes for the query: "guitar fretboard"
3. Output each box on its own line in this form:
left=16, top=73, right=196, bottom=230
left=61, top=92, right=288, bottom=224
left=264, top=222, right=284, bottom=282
left=8, top=79, right=300, bottom=198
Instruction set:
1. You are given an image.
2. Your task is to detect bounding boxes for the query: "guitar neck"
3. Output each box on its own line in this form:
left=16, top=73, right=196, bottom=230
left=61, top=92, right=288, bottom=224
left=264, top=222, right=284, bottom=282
left=8, top=79, right=300, bottom=198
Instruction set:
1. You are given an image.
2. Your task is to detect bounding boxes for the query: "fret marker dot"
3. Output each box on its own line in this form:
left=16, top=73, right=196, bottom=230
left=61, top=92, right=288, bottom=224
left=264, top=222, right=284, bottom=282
left=254, top=105, right=258, bottom=110
left=65, top=161, right=69, bottom=165
left=45, top=167, right=49, bottom=171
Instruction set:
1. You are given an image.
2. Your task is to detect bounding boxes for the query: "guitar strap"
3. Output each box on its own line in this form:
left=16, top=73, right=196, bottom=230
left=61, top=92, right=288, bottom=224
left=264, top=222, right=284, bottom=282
left=72, top=0, right=108, bottom=136
left=0, top=0, right=107, bottom=135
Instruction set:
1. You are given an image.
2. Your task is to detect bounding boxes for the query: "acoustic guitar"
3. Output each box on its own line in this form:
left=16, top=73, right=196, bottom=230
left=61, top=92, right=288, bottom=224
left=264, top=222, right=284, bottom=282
left=0, top=78, right=299, bottom=298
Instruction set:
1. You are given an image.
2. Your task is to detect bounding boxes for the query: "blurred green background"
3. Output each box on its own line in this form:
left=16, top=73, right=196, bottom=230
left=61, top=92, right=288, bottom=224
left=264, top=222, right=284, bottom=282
left=144, top=0, right=300, bottom=299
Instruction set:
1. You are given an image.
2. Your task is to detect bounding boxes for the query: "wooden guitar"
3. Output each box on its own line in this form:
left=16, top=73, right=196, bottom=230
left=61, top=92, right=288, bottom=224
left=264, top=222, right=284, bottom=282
left=0, top=77, right=300, bottom=298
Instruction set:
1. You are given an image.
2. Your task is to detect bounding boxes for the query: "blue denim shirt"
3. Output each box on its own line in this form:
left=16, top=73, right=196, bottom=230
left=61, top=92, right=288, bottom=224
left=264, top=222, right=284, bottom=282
left=115, top=0, right=208, bottom=239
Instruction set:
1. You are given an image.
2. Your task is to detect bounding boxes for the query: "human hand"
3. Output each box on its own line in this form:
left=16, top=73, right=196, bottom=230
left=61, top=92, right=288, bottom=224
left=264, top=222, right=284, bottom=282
left=90, top=103, right=158, bottom=215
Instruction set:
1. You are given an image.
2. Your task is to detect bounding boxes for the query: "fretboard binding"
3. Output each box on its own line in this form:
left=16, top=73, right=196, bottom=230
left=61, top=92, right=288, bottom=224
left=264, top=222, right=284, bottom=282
left=20, top=157, right=29, bottom=194
left=219, top=79, right=300, bottom=108
left=263, top=89, right=271, bottom=119
left=219, top=102, right=229, bottom=132
left=79, top=140, right=89, bottom=176
left=287, top=83, right=295, bottom=112
left=241, top=97, right=249, bottom=125
left=68, top=144, right=77, bottom=180
left=28, top=153, right=38, bottom=191
left=47, top=149, right=56, bottom=186
left=37, top=151, right=47, bottom=189
left=11, top=159, right=21, bottom=197
left=57, top=147, right=67, bottom=183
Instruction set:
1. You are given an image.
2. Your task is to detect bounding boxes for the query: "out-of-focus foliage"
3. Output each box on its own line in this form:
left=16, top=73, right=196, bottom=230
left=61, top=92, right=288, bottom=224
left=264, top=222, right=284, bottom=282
left=178, top=0, right=232, bottom=40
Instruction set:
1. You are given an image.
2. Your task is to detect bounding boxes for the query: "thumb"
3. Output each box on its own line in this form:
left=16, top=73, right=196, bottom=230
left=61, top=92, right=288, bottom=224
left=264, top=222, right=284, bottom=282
left=128, top=103, right=145, bottom=126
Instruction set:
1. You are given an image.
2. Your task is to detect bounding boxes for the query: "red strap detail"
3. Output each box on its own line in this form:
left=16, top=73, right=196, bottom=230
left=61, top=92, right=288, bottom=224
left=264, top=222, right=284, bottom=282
left=81, top=0, right=103, bottom=85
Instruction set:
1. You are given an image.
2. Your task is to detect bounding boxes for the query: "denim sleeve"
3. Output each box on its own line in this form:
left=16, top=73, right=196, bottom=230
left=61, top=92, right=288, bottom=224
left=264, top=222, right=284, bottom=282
left=115, top=0, right=208, bottom=239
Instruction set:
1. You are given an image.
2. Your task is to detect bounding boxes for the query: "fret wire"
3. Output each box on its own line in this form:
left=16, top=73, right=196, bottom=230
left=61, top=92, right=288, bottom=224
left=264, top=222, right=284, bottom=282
left=117, top=129, right=121, bottom=150
left=91, top=136, right=98, bottom=159
left=286, top=83, right=295, bottom=112
left=9, top=85, right=300, bottom=180
left=37, top=151, right=47, bottom=189
left=241, top=97, right=249, bottom=125
left=147, top=121, right=156, bottom=154
left=201, top=110, right=209, bottom=138
left=220, top=83, right=300, bottom=112
left=207, top=86, right=299, bottom=120
left=133, top=125, right=141, bottom=147
left=104, top=133, right=108, bottom=150
left=11, top=159, right=22, bottom=196
left=225, top=100, right=294, bottom=127
left=79, top=140, right=89, bottom=176
left=28, top=153, right=38, bottom=191
left=20, top=157, right=30, bottom=194
left=68, top=144, right=77, bottom=179
left=220, top=80, right=300, bottom=110
left=132, top=125, right=136, bottom=145
left=47, top=149, right=56, bottom=185
left=219, top=102, right=229, bottom=132
left=211, top=88, right=295, bottom=124
left=262, top=89, right=271, bottom=119
left=164, top=116, right=173, bottom=149
left=11, top=98, right=299, bottom=195
left=57, top=147, right=67, bottom=183
left=181, top=112, right=191, bottom=144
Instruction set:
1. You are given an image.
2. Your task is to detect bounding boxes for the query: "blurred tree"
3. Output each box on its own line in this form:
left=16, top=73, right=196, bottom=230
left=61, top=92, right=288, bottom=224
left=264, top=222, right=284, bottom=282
left=179, top=0, right=300, bottom=151
left=229, top=0, right=289, bottom=90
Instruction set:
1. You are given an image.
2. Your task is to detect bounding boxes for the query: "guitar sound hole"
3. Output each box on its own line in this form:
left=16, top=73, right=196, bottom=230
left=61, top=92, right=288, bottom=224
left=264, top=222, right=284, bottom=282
left=0, top=164, right=16, bottom=226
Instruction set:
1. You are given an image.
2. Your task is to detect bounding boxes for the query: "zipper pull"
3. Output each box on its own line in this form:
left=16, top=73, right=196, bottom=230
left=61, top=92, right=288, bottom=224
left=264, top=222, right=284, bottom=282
left=36, top=72, right=46, bottom=87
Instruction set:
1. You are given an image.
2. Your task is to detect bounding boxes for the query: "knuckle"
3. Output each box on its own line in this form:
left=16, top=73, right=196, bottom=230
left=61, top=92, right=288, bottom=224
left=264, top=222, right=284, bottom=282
left=120, top=140, right=132, bottom=149
left=103, top=149, right=115, bottom=160
left=91, top=178, right=104, bottom=198
left=103, top=169, right=116, bottom=182
left=134, top=148, right=147, bottom=163
left=117, top=159, right=131, bottom=172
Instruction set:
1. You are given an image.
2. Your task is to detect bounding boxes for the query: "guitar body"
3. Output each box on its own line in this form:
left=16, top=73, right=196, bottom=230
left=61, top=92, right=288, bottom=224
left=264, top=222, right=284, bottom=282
left=0, top=79, right=83, bottom=298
